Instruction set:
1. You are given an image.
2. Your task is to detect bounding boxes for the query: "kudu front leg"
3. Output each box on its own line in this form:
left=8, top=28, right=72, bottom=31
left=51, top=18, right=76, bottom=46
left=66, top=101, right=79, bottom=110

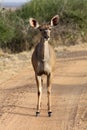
left=47, top=74, right=52, bottom=117
left=35, top=75, right=42, bottom=116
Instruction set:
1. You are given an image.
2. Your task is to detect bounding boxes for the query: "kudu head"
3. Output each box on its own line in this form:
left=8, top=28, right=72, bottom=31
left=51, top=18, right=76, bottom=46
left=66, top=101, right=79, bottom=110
left=29, top=15, right=59, bottom=41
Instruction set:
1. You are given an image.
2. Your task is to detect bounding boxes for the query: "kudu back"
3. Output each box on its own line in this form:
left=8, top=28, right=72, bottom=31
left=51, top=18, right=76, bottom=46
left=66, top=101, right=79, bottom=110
left=29, top=15, right=59, bottom=117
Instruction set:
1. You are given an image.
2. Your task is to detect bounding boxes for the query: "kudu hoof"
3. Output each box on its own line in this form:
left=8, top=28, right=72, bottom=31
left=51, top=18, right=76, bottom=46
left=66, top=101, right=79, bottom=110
left=36, top=112, right=40, bottom=117
left=48, top=111, right=52, bottom=117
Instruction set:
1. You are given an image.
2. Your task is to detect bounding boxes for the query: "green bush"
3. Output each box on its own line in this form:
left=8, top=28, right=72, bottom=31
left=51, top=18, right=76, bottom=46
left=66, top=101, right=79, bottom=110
left=17, top=0, right=87, bottom=45
left=0, top=10, right=30, bottom=52
left=0, top=13, right=15, bottom=47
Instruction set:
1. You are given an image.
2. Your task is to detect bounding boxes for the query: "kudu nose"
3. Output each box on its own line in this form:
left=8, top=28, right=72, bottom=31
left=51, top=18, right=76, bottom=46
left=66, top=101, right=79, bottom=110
left=44, top=30, right=50, bottom=39
left=44, top=35, right=49, bottom=39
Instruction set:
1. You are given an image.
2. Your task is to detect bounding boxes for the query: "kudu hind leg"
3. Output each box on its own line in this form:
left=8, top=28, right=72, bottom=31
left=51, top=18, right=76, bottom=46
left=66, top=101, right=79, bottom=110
left=35, top=75, right=42, bottom=116
left=47, top=74, right=52, bottom=117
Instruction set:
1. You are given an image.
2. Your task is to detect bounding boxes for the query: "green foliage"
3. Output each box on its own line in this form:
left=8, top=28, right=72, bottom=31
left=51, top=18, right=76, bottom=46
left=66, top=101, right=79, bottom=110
left=17, top=0, right=64, bottom=22
left=0, top=9, right=30, bottom=52
left=18, top=0, right=87, bottom=25
left=17, top=0, right=87, bottom=46
left=0, top=12, right=15, bottom=46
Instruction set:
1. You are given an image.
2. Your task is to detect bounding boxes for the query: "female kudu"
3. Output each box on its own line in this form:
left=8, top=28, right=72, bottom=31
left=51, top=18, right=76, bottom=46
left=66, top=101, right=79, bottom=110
left=29, top=15, right=59, bottom=117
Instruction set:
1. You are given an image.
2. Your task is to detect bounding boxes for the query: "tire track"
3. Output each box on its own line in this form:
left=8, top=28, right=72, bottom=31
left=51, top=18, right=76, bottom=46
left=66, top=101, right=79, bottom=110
left=67, top=86, right=84, bottom=130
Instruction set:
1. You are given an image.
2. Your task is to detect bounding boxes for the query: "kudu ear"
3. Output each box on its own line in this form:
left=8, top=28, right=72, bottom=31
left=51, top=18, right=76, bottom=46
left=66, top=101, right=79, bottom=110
left=51, top=15, right=59, bottom=26
left=29, top=18, right=40, bottom=29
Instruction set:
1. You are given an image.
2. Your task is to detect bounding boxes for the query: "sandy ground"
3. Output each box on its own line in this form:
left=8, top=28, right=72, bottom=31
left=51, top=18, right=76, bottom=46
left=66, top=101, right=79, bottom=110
left=0, top=43, right=87, bottom=130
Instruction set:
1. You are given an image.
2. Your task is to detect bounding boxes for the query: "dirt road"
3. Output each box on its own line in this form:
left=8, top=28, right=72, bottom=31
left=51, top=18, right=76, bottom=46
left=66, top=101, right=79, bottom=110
left=0, top=45, right=87, bottom=130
